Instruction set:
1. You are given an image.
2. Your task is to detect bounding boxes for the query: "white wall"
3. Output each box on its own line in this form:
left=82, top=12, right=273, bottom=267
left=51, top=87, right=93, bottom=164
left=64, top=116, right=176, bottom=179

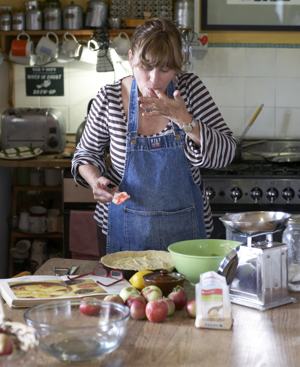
left=1, top=45, right=300, bottom=138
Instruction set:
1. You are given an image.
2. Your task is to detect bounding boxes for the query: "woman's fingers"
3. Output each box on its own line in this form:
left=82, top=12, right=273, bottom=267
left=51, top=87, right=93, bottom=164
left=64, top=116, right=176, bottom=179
left=92, top=177, right=118, bottom=203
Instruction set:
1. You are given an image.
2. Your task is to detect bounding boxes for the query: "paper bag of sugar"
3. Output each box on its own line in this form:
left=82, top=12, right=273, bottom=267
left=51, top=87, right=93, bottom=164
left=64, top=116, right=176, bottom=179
left=195, top=271, right=233, bottom=330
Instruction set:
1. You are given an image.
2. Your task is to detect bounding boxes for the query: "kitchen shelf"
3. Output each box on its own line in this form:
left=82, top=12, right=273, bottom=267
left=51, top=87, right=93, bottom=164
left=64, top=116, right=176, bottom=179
left=11, top=231, right=63, bottom=239
left=0, top=28, right=135, bottom=54
left=8, top=167, right=65, bottom=276
left=14, top=185, right=62, bottom=193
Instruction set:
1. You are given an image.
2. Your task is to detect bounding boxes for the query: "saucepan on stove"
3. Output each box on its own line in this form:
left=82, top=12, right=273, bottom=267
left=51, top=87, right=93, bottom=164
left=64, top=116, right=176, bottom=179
left=247, top=148, right=300, bottom=163
left=263, top=151, right=300, bottom=163
left=235, top=104, right=264, bottom=161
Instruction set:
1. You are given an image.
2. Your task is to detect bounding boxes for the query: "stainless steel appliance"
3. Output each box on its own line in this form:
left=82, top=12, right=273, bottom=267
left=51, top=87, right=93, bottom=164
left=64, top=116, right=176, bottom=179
left=219, top=211, right=295, bottom=311
left=1, top=108, right=66, bottom=153
left=202, top=139, right=300, bottom=238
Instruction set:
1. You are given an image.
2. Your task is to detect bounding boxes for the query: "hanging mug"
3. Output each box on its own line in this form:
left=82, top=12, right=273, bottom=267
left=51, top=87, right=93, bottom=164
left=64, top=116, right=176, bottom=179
left=35, top=32, right=59, bottom=60
left=60, top=32, right=82, bottom=59
left=10, top=32, right=34, bottom=57
left=78, top=39, right=98, bottom=64
left=111, top=32, right=130, bottom=56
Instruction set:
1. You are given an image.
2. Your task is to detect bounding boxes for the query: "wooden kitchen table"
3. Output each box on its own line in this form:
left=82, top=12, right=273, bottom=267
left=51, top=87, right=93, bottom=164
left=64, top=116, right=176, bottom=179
left=4, top=257, right=300, bottom=367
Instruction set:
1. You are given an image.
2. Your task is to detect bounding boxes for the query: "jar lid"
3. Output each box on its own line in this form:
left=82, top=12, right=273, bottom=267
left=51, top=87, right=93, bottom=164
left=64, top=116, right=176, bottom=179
left=143, top=270, right=185, bottom=284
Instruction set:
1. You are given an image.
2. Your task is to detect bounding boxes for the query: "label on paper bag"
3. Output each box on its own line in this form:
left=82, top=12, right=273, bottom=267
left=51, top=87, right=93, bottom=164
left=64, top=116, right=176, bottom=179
left=195, top=271, right=233, bottom=330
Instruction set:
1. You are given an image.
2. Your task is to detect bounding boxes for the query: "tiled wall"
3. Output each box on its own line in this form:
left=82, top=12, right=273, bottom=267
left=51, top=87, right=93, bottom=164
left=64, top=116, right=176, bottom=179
left=193, top=46, right=300, bottom=139
left=1, top=45, right=300, bottom=138
left=10, top=50, right=131, bottom=133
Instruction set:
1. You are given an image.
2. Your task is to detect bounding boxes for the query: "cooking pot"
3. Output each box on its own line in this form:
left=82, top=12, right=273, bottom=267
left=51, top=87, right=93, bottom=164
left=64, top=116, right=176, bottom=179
left=85, top=0, right=108, bottom=28
left=265, top=152, right=300, bottom=163
left=25, top=8, right=42, bottom=30
left=244, top=149, right=300, bottom=163
left=76, top=98, right=94, bottom=145
left=63, top=1, right=83, bottom=30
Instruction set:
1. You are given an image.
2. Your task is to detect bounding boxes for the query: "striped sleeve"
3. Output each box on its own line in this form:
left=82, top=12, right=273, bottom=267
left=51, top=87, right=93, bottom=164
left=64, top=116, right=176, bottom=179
left=71, top=75, right=236, bottom=238
left=177, top=73, right=237, bottom=168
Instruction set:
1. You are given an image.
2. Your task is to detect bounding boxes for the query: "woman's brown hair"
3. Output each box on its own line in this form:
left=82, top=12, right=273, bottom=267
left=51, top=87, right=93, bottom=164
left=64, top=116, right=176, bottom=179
left=130, top=18, right=183, bottom=72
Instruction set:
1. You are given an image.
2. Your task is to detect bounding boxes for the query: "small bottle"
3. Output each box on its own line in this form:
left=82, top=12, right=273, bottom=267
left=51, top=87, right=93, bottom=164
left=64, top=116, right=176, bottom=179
left=282, top=215, right=300, bottom=264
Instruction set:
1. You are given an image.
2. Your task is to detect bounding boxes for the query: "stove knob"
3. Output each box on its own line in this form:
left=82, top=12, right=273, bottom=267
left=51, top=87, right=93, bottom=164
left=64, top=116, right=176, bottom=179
left=230, top=187, right=242, bottom=203
left=266, top=187, right=279, bottom=203
left=282, top=187, right=295, bottom=203
left=205, top=186, right=215, bottom=201
left=250, top=187, right=263, bottom=203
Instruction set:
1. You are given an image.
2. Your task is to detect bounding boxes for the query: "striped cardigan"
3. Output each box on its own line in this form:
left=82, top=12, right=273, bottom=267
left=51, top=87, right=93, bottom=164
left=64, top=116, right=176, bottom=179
left=72, top=72, right=237, bottom=237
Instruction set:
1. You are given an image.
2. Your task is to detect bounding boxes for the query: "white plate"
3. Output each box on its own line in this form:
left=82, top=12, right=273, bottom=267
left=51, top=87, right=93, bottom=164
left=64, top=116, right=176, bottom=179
left=0, top=147, right=43, bottom=160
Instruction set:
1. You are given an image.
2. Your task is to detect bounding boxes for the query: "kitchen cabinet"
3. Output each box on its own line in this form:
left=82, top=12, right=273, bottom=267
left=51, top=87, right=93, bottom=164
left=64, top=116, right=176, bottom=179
left=0, top=154, right=71, bottom=277
left=9, top=167, right=64, bottom=276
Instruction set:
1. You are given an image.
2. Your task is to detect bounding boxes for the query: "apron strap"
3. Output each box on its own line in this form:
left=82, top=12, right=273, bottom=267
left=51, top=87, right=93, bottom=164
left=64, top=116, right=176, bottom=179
left=127, top=78, right=178, bottom=136
left=128, top=79, right=139, bottom=135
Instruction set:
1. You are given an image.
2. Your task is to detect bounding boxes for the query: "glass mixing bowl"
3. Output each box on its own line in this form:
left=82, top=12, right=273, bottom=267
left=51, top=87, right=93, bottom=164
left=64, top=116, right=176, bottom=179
left=24, top=299, right=130, bottom=363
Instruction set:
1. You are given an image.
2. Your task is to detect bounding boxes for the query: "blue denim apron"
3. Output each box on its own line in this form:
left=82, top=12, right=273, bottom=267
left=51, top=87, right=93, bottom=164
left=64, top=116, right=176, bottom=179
left=107, top=79, right=206, bottom=253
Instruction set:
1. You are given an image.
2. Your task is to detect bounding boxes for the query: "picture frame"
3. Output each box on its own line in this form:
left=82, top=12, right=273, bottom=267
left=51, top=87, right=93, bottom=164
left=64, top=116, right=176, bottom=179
left=201, top=0, right=300, bottom=31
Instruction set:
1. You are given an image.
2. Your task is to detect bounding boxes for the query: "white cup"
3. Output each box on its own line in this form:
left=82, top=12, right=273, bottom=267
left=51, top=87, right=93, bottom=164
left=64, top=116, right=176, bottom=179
left=18, top=211, right=30, bottom=232
left=36, top=31, right=59, bottom=60
left=29, top=215, right=47, bottom=233
left=47, top=209, right=60, bottom=232
left=111, top=32, right=130, bottom=56
left=29, top=206, right=47, bottom=233
left=61, top=32, right=81, bottom=58
left=31, top=240, right=47, bottom=267
left=78, top=39, right=98, bottom=64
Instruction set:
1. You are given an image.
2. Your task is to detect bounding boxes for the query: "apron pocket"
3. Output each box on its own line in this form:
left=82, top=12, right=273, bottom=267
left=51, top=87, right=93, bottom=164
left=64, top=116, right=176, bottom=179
left=124, top=206, right=198, bottom=251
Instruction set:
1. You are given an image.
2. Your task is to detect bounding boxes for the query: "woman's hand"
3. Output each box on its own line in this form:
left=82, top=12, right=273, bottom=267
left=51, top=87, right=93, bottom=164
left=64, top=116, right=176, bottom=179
left=139, top=89, right=192, bottom=127
left=90, top=176, right=118, bottom=203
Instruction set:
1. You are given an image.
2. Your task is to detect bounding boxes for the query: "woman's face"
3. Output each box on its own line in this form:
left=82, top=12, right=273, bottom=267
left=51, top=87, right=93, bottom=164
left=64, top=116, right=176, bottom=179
left=129, top=51, right=176, bottom=97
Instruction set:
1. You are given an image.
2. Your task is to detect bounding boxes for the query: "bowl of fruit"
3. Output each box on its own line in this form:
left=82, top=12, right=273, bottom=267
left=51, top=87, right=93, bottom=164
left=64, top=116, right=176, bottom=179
left=24, top=299, right=130, bottom=363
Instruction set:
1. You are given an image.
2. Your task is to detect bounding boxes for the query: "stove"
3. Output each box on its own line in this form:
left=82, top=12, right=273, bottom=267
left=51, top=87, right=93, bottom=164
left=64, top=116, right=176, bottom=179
left=202, top=139, right=300, bottom=238
left=203, top=161, right=300, bottom=206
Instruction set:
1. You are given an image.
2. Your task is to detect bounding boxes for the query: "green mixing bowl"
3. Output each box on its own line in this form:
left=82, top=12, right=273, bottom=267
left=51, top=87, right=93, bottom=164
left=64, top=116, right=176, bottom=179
left=168, top=239, right=240, bottom=284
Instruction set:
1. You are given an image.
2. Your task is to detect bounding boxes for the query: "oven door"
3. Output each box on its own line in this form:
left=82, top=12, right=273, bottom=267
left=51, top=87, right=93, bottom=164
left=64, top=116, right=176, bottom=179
left=63, top=175, right=105, bottom=258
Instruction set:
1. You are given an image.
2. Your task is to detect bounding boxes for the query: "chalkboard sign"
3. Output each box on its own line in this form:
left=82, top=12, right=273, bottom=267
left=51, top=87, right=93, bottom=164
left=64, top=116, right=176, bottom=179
left=25, top=67, right=64, bottom=96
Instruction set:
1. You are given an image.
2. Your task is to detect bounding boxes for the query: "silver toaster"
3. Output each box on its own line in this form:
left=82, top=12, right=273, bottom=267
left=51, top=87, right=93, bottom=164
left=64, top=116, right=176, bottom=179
left=1, top=108, right=66, bottom=153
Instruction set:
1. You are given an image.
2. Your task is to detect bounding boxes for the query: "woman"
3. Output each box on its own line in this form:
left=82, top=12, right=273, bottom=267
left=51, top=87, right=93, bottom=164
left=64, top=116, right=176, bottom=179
left=72, top=18, right=236, bottom=255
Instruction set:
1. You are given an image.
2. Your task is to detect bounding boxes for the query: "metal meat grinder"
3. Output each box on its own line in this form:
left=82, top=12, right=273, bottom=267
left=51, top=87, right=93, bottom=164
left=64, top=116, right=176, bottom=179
left=220, top=211, right=296, bottom=311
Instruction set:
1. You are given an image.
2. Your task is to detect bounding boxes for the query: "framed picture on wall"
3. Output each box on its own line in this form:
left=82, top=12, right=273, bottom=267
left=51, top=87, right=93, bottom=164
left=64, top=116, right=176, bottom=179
left=201, top=0, right=300, bottom=30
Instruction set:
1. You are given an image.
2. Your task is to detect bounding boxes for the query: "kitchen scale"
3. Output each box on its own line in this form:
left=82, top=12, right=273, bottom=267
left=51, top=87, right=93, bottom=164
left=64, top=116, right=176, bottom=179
left=220, top=211, right=296, bottom=311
